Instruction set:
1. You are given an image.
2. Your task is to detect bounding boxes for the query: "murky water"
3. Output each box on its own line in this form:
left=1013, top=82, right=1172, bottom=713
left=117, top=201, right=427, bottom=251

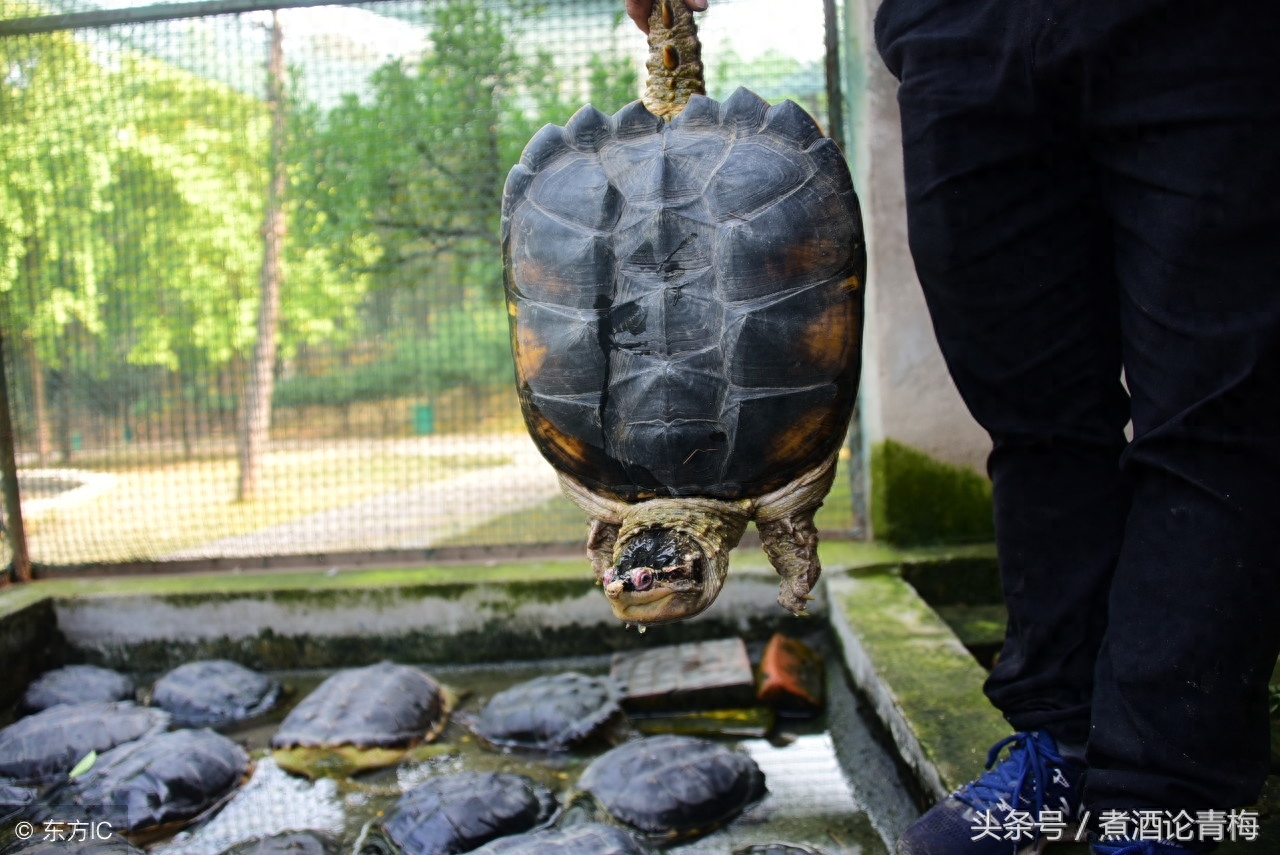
left=15, top=634, right=919, bottom=855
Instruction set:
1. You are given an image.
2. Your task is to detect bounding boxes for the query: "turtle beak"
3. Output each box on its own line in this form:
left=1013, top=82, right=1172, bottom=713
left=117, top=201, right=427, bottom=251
left=602, top=544, right=714, bottom=626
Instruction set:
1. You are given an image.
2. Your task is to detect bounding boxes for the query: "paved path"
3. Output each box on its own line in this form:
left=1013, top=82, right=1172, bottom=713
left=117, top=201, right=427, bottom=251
left=163, top=434, right=564, bottom=560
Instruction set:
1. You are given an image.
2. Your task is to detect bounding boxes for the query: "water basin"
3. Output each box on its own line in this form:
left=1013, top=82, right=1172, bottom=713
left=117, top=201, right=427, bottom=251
left=122, top=638, right=918, bottom=855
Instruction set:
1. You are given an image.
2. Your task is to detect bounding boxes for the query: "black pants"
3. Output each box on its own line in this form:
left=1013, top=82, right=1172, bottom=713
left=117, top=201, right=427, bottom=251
left=874, top=0, right=1280, bottom=814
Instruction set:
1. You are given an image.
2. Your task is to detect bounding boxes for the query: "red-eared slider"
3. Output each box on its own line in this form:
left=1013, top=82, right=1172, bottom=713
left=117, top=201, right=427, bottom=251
left=19, top=665, right=135, bottom=715
left=471, top=673, right=621, bottom=753
left=28, top=728, right=248, bottom=839
left=0, top=702, right=169, bottom=785
left=575, top=734, right=765, bottom=843
left=270, top=662, right=451, bottom=778
left=150, top=660, right=281, bottom=728
left=218, top=831, right=342, bottom=855
left=363, top=772, right=556, bottom=855
left=502, top=0, right=863, bottom=626
left=468, top=824, right=650, bottom=855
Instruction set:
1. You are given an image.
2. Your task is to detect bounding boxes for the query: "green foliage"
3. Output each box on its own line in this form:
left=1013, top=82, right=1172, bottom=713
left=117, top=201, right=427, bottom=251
left=0, top=27, right=114, bottom=362
left=273, top=301, right=511, bottom=408
left=708, top=44, right=826, bottom=120
left=870, top=439, right=995, bottom=547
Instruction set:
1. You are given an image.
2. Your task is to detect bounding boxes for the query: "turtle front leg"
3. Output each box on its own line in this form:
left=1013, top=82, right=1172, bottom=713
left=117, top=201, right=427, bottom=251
left=586, top=517, right=620, bottom=585
left=757, top=509, right=822, bottom=616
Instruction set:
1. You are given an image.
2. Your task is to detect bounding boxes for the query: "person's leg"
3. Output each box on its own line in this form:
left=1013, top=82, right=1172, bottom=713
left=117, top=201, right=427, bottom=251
left=876, top=0, right=1130, bottom=751
left=1077, top=1, right=1280, bottom=822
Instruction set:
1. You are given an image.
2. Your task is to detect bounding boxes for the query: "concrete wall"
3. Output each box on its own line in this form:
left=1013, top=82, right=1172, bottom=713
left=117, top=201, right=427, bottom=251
left=843, top=0, right=990, bottom=475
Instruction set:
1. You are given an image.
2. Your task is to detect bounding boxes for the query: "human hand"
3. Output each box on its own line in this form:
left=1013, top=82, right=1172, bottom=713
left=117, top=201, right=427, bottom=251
left=626, top=0, right=707, bottom=34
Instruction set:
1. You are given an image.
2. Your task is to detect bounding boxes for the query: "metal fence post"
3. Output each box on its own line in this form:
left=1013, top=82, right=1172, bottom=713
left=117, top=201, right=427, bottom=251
left=0, top=327, right=33, bottom=583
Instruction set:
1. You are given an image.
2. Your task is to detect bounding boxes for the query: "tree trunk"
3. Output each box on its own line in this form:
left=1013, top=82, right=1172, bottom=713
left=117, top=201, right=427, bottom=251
left=237, top=11, right=287, bottom=501
left=24, top=337, right=51, bottom=467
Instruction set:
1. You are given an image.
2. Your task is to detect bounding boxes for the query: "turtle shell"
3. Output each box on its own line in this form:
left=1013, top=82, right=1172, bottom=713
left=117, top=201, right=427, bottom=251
left=29, top=728, right=248, bottom=835
left=502, top=88, right=864, bottom=501
left=0, top=832, right=145, bottom=855
left=0, top=779, right=37, bottom=826
left=218, top=831, right=342, bottom=855
left=0, top=701, right=170, bottom=784
left=151, top=659, right=281, bottom=727
left=19, top=665, right=135, bottom=715
left=374, top=772, right=556, bottom=855
left=270, top=662, right=449, bottom=777
left=468, top=824, right=650, bottom=855
left=576, top=733, right=765, bottom=842
left=472, top=672, right=621, bottom=752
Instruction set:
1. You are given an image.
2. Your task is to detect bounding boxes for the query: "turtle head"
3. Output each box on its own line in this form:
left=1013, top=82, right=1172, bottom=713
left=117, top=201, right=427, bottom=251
left=600, top=498, right=750, bottom=627
left=601, top=526, right=718, bottom=625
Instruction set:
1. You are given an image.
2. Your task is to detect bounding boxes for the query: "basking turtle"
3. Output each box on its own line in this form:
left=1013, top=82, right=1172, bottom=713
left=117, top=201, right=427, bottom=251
left=28, top=728, right=249, bottom=839
left=471, top=672, right=621, bottom=753
left=468, top=824, right=650, bottom=855
left=363, top=772, right=556, bottom=855
left=19, top=665, right=135, bottom=714
left=218, top=831, right=342, bottom=855
left=502, top=0, right=864, bottom=626
left=270, top=662, right=451, bottom=778
left=575, top=733, right=765, bottom=843
left=0, top=701, right=170, bottom=785
left=150, top=659, right=281, bottom=727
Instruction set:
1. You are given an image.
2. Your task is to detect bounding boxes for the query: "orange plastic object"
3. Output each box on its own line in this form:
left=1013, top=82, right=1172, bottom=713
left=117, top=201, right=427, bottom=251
left=755, top=633, right=824, bottom=715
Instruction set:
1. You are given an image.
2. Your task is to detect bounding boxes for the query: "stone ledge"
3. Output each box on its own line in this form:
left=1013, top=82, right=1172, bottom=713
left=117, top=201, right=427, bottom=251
left=825, top=568, right=1009, bottom=802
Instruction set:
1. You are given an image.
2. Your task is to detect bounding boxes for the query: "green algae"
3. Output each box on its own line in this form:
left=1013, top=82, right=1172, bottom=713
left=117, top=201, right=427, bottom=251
left=828, top=570, right=1008, bottom=795
left=869, top=440, right=994, bottom=547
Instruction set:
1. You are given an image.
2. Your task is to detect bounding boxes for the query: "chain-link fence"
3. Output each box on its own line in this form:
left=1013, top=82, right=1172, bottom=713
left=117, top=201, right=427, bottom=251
left=0, top=0, right=861, bottom=575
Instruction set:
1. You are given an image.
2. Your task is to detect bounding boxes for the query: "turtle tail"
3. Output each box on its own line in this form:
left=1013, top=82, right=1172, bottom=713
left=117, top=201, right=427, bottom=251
left=643, top=0, right=704, bottom=119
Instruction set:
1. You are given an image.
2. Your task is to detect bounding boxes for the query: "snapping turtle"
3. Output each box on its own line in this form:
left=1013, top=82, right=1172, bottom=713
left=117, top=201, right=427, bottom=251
left=0, top=702, right=170, bottom=785
left=575, top=734, right=765, bottom=843
left=472, top=673, right=621, bottom=753
left=468, top=824, right=649, bottom=855
left=28, top=728, right=248, bottom=839
left=363, top=772, right=556, bottom=855
left=502, top=0, right=863, bottom=626
left=219, top=831, right=342, bottom=855
left=270, top=662, right=451, bottom=778
left=19, top=665, right=135, bottom=715
left=150, top=660, right=281, bottom=727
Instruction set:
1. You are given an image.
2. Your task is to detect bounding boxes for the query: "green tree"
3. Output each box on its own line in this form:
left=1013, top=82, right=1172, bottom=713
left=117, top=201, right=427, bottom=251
left=0, top=27, right=114, bottom=462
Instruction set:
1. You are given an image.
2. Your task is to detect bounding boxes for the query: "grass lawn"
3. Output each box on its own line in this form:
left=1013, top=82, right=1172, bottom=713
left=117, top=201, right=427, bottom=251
left=441, top=453, right=862, bottom=547
left=22, top=448, right=506, bottom=565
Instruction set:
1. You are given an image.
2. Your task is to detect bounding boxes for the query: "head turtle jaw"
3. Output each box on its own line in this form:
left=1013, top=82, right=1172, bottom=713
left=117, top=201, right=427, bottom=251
left=603, top=498, right=751, bottom=627
left=601, top=526, right=720, bottom=625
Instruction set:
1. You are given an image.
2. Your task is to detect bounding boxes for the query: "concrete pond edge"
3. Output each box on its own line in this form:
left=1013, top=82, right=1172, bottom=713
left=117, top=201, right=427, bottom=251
left=0, top=540, right=1005, bottom=807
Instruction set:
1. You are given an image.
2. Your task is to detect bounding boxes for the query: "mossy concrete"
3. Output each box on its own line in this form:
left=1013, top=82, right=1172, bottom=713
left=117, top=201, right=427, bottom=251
left=870, top=439, right=995, bottom=547
left=0, top=597, right=64, bottom=710
left=826, top=568, right=1010, bottom=801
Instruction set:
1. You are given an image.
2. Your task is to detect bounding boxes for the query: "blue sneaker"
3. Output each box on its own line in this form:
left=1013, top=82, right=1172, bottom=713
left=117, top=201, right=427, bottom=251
left=1092, top=840, right=1191, bottom=855
left=895, top=730, right=1085, bottom=855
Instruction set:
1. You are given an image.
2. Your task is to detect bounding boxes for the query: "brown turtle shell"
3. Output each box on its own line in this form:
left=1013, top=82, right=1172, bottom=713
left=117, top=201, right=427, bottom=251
left=502, top=89, right=864, bottom=502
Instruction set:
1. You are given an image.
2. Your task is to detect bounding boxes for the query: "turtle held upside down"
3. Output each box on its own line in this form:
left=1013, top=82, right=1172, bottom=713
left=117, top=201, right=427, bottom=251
left=502, top=0, right=865, bottom=626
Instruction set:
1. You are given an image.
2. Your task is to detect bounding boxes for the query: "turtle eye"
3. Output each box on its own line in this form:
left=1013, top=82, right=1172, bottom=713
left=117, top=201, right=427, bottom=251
left=630, top=568, right=654, bottom=591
